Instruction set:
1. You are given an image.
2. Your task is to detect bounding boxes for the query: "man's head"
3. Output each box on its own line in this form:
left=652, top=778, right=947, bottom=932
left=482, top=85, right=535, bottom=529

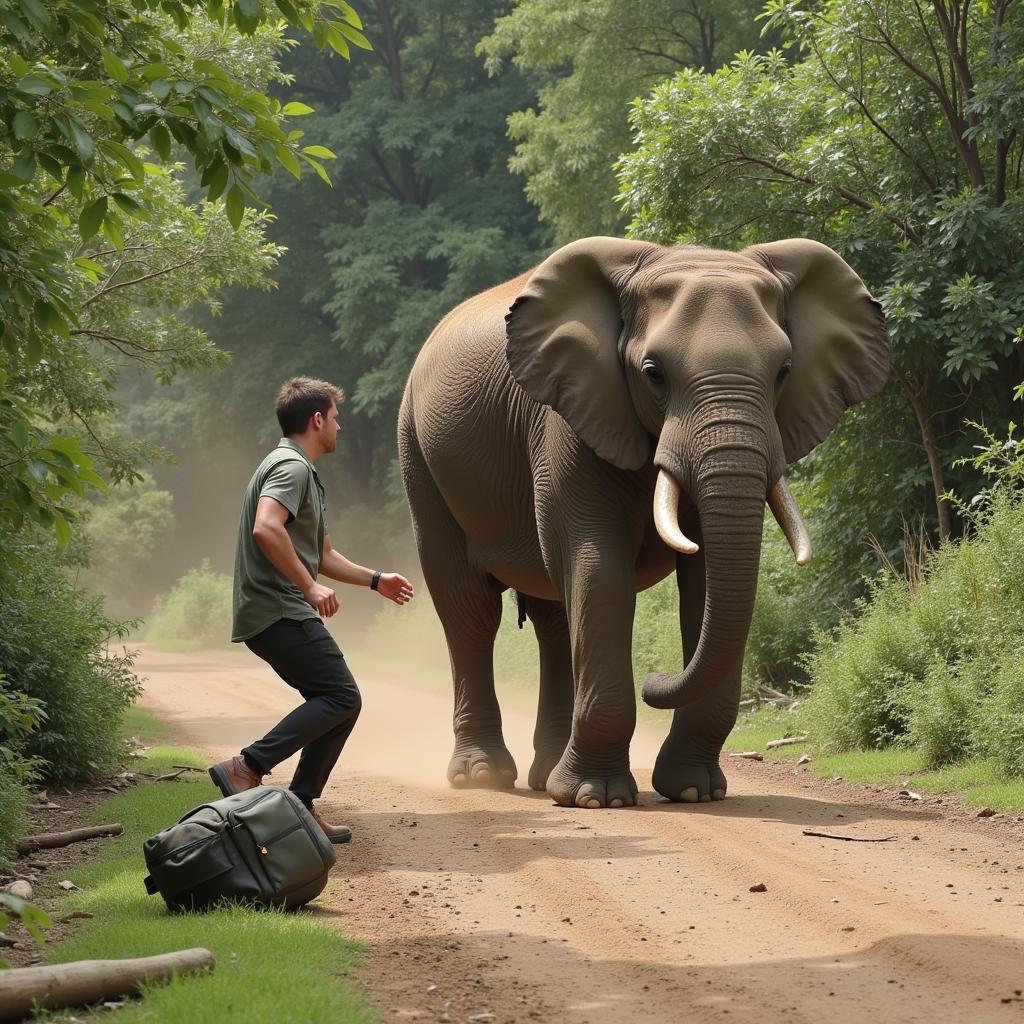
left=276, top=377, right=344, bottom=456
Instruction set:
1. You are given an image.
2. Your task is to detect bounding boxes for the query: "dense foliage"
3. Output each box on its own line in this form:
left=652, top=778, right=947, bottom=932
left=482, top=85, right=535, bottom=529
left=0, top=534, right=141, bottom=781
left=1, top=0, right=365, bottom=538
left=479, top=0, right=780, bottom=240
left=803, top=404, right=1024, bottom=770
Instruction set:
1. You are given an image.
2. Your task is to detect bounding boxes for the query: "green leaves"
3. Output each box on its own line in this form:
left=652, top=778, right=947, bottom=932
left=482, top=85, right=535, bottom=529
left=78, top=196, right=108, bottom=241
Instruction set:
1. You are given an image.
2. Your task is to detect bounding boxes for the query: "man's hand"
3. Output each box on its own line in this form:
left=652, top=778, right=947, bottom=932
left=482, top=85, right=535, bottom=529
left=376, top=573, right=415, bottom=606
left=303, top=581, right=340, bottom=618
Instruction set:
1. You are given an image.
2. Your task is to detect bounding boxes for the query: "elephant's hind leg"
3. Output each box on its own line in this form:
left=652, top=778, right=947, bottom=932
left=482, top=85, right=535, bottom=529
left=400, top=418, right=517, bottom=790
left=522, top=596, right=573, bottom=791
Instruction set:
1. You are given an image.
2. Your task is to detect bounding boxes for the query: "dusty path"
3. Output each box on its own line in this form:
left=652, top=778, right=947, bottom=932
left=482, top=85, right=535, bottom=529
left=138, top=646, right=1024, bottom=1023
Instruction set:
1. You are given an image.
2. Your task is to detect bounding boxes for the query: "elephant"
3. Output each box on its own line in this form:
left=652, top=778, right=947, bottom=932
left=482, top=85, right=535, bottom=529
left=398, top=236, right=889, bottom=809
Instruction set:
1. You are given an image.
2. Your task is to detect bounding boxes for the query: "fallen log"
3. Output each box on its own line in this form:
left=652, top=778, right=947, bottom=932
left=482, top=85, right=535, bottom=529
left=16, top=824, right=123, bottom=856
left=0, top=948, right=215, bottom=1018
left=728, top=751, right=764, bottom=761
left=765, top=735, right=809, bottom=749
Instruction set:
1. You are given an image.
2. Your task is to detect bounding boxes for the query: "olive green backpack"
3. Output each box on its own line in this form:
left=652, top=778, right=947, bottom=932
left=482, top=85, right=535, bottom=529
left=143, top=787, right=336, bottom=911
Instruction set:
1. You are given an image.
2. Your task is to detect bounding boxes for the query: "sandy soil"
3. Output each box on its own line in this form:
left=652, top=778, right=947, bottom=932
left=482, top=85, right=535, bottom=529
left=137, top=645, right=1024, bottom=1024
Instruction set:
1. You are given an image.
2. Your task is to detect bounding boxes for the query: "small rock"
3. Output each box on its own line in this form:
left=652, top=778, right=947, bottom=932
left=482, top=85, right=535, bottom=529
left=468, top=1014, right=496, bottom=1023
left=426, top=983, right=437, bottom=993
left=977, top=807, right=996, bottom=818
left=797, top=754, right=812, bottom=765
left=58, top=879, right=80, bottom=891
left=841, top=926, right=855, bottom=932
left=749, top=882, right=768, bottom=893
left=0, top=933, right=16, bottom=949
left=4, top=880, right=32, bottom=900
left=898, top=789, right=921, bottom=801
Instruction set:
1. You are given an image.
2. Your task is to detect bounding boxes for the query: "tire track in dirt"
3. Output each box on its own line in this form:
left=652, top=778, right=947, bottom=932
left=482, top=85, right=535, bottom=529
left=138, top=646, right=1024, bottom=1023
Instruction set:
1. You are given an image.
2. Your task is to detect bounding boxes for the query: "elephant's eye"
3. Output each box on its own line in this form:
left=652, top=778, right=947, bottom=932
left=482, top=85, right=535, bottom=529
left=642, top=360, right=667, bottom=397
left=776, top=360, right=792, bottom=388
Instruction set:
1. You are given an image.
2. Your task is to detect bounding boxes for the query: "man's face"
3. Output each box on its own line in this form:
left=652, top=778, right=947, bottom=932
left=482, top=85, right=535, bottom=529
left=320, top=403, right=341, bottom=453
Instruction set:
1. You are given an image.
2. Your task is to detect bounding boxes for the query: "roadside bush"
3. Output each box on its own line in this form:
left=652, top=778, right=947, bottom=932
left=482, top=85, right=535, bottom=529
left=0, top=677, right=45, bottom=869
left=803, top=492, right=1024, bottom=771
left=146, top=560, right=233, bottom=651
left=0, top=537, right=140, bottom=782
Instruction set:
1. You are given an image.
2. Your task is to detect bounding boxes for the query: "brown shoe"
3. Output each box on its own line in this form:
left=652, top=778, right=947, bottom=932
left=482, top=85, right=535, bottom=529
left=208, top=755, right=263, bottom=797
left=308, top=805, right=352, bottom=845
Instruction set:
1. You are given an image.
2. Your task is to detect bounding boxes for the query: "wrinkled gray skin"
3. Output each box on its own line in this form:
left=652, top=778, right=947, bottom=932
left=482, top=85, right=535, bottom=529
left=398, top=237, right=889, bottom=809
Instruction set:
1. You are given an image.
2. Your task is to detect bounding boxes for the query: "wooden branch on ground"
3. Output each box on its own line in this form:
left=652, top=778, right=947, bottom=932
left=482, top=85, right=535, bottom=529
left=766, top=735, right=809, bottom=749
left=16, top=824, right=123, bottom=855
left=728, top=751, right=765, bottom=761
left=802, top=831, right=897, bottom=843
left=0, top=948, right=215, bottom=1017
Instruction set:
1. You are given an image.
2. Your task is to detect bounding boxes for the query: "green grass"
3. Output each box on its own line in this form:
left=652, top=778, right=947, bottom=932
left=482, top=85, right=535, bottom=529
left=725, top=706, right=1024, bottom=809
left=36, top=712, right=374, bottom=1024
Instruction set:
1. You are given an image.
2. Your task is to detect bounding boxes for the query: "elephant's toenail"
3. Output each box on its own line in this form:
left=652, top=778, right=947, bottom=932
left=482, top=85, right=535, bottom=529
left=681, top=787, right=699, bottom=803
left=582, top=797, right=601, bottom=808
left=452, top=773, right=466, bottom=785
left=699, top=794, right=711, bottom=802
left=609, top=798, right=623, bottom=808
left=712, top=789, right=726, bottom=800
left=474, top=767, right=491, bottom=780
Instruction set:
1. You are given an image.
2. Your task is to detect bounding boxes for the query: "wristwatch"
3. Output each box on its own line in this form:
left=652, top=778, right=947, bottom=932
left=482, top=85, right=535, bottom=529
left=370, top=570, right=382, bottom=591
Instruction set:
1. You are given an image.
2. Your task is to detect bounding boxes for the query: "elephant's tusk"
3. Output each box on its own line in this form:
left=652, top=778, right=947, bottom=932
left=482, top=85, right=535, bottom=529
left=767, top=475, right=812, bottom=566
left=653, top=470, right=699, bottom=555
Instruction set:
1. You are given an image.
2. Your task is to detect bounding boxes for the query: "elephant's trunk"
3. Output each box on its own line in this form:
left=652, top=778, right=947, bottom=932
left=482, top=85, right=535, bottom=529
left=643, top=431, right=769, bottom=710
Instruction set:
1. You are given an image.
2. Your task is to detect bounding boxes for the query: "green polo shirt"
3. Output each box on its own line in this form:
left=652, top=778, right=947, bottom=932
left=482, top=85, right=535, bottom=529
left=231, top=439, right=327, bottom=642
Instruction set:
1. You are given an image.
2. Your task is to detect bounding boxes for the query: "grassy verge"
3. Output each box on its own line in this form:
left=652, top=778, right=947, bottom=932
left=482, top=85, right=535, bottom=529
left=37, top=706, right=374, bottom=1024
left=726, top=706, right=1024, bottom=811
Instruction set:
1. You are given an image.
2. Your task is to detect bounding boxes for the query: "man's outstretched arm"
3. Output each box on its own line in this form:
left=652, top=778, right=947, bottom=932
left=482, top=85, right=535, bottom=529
left=252, top=496, right=339, bottom=617
left=321, top=535, right=415, bottom=605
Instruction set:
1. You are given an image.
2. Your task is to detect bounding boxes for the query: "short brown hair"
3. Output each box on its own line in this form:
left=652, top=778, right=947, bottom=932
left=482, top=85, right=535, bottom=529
left=275, top=377, right=344, bottom=436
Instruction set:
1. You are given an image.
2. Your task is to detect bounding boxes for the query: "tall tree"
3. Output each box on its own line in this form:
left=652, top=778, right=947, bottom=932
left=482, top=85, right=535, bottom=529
left=479, top=0, right=781, bottom=240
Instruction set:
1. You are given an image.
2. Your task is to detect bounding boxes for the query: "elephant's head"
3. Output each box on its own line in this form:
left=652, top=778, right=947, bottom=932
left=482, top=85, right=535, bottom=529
left=504, top=236, right=889, bottom=709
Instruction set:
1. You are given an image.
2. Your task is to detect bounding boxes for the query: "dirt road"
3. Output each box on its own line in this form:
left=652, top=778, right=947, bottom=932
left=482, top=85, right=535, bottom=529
left=138, top=646, right=1024, bottom=1023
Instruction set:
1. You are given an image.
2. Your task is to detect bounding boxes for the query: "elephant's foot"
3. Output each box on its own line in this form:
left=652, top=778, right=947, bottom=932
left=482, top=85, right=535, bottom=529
left=528, top=745, right=565, bottom=792
left=652, top=746, right=727, bottom=803
left=447, top=739, right=517, bottom=789
left=545, top=747, right=638, bottom=808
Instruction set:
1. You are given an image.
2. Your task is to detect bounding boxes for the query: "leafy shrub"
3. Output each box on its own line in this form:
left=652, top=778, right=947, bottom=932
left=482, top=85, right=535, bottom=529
left=0, top=536, right=140, bottom=782
left=146, top=560, right=233, bottom=651
left=803, top=491, right=1024, bottom=771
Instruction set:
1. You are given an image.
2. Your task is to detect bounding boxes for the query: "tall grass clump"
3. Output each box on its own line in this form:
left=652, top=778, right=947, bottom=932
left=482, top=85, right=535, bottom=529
left=803, top=410, right=1024, bottom=773
left=146, top=560, right=233, bottom=651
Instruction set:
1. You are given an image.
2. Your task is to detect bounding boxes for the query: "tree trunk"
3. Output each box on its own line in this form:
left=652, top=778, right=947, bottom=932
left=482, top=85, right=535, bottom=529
left=892, top=367, right=951, bottom=542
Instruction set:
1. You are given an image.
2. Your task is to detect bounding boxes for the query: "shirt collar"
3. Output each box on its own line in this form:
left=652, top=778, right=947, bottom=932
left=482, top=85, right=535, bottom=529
left=276, top=438, right=320, bottom=477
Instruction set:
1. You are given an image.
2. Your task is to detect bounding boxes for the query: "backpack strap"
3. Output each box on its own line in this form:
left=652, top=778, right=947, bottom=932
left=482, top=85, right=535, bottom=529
left=143, top=874, right=159, bottom=896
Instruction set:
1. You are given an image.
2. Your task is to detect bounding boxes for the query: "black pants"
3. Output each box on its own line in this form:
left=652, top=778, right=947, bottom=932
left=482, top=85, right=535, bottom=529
left=242, top=617, right=362, bottom=803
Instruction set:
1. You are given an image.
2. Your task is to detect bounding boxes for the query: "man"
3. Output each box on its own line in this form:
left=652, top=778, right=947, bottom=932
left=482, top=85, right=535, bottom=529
left=210, top=376, right=414, bottom=843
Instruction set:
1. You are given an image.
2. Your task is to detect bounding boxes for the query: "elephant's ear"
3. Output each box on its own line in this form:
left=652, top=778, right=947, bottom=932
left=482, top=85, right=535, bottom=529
left=505, top=236, right=657, bottom=471
left=744, top=238, right=890, bottom=463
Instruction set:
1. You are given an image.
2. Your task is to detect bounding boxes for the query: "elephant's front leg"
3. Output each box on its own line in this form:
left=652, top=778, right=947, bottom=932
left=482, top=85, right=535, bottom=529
left=545, top=572, right=639, bottom=809
left=652, top=520, right=738, bottom=803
